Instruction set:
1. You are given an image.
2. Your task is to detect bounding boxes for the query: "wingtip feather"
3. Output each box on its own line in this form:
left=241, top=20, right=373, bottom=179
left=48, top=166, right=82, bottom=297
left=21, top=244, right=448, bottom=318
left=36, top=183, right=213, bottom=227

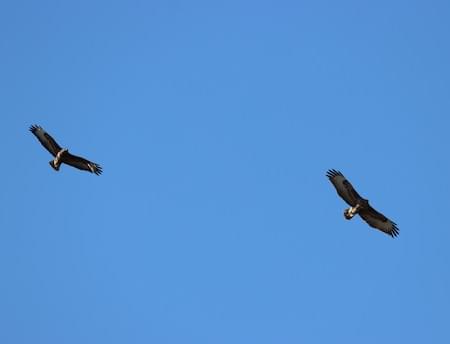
left=391, top=223, right=400, bottom=238
left=93, top=164, right=103, bottom=176
left=326, top=169, right=343, bottom=179
left=29, top=124, right=40, bottom=133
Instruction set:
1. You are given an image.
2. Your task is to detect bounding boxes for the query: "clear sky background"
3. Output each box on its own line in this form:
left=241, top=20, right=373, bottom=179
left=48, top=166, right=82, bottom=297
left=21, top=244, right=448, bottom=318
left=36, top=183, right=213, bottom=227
left=1, top=0, right=450, bottom=343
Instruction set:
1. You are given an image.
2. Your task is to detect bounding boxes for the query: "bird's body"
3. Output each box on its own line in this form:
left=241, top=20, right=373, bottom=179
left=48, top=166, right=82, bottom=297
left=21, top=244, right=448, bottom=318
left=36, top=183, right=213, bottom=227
left=30, top=125, right=102, bottom=175
left=326, top=169, right=399, bottom=237
left=50, top=148, right=68, bottom=171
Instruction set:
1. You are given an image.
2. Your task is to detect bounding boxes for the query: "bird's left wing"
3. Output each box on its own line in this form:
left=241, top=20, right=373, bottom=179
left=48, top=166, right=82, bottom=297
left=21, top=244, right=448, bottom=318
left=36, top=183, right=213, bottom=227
left=359, top=206, right=399, bottom=238
left=29, top=125, right=63, bottom=157
left=326, top=169, right=363, bottom=206
left=62, top=152, right=102, bottom=175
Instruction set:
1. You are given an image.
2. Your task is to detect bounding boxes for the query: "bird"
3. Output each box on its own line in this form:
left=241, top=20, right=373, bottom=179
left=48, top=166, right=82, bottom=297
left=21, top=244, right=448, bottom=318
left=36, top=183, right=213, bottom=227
left=326, top=169, right=398, bottom=237
left=30, top=124, right=102, bottom=175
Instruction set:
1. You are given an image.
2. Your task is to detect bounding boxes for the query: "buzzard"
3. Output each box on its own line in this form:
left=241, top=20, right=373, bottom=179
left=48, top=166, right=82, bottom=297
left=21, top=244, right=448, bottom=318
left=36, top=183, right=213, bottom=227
left=30, top=125, right=102, bottom=175
left=326, top=169, right=398, bottom=237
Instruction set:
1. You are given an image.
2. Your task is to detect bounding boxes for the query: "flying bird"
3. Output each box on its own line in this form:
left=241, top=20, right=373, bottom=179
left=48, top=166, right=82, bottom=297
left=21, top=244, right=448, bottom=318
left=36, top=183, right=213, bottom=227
left=30, top=125, right=102, bottom=175
left=326, top=169, right=398, bottom=237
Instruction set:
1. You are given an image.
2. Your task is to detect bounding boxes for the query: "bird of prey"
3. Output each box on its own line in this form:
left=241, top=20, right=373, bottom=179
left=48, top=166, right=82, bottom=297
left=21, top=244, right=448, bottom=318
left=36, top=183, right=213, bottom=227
left=30, top=124, right=102, bottom=175
left=326, top=169, right=398, bottom=237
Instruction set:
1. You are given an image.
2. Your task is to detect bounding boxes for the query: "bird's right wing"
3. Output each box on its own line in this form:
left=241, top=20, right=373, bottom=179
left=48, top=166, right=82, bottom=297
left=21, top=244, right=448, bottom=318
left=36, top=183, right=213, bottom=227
left=62, top=152, right=103, bottom=175
left=326, top=169, right=363, bottom=206
left=359, top=205, right=399, bottom=238
left=29, top=125, right=63, bottom=157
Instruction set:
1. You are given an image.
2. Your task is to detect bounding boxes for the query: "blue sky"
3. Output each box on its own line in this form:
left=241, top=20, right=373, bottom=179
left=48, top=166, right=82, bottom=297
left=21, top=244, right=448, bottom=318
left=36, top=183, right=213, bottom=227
left=1, top=0, right=450, bottom=343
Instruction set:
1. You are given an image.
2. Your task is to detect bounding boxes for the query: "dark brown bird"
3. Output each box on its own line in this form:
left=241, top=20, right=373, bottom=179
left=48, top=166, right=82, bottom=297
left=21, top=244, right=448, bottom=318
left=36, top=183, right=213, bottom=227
left=30, top=125, right=102, bottom=175
left=327, top=169, right=398, bottom=237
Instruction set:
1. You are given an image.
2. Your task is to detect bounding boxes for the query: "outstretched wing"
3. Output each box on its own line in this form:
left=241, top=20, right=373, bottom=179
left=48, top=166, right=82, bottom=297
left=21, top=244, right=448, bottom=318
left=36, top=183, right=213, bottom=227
left=29, top=125, right=63, bottom=157
left=326, top=169, right=363, bottom=206
left=359, top=206, right=399, bottom=238
left=62, top=152, right=102, bottom=175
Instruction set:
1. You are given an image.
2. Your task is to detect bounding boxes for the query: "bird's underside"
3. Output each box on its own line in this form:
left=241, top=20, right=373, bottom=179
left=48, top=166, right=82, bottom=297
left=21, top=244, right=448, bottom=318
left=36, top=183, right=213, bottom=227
left=344, top=204, right=361, bottom=220
left=49, top=148, right=68, bottom=170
